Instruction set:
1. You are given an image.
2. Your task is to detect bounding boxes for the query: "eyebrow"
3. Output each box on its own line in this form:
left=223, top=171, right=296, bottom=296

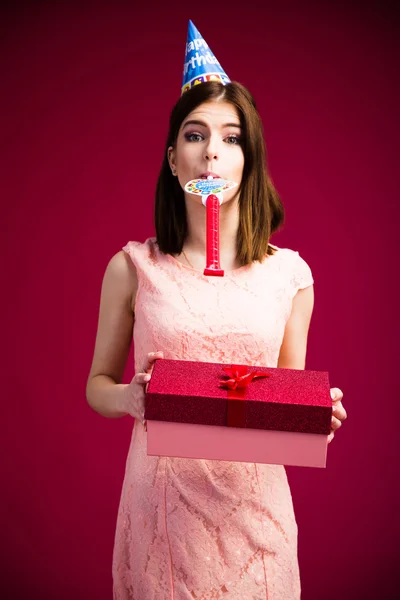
left=182, top=119, right=241, bottom=129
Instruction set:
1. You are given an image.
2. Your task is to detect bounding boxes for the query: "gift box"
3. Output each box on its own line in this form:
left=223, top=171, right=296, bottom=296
left=144, top=359, right=332, bottom=467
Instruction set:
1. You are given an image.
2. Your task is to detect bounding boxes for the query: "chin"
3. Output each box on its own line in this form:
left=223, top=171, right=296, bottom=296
left=221, top=190, right=240, bottom=205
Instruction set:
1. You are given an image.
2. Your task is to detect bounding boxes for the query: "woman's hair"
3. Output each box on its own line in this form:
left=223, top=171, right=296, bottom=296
left=155, top=81, right=284, bottom=264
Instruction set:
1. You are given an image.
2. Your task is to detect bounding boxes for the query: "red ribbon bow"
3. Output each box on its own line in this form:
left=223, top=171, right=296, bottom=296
left=220, top=365, right=271, bottom=428
left=220, top=365, right=270, bottom=390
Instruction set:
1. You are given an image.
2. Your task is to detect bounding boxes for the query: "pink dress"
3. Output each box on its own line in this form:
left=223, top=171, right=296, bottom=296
left=113, top=237, right=314, bottom=600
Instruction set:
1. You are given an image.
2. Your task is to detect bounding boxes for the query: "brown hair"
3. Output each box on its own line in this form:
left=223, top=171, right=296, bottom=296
left=155, top=81, right=284, bottom=264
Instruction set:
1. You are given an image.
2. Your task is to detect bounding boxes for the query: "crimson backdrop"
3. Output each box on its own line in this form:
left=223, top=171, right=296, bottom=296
left=2, top=1, right=398, bottom=599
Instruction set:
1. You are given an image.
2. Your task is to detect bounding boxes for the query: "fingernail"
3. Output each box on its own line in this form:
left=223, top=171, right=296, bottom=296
left=144, top=374, right=150, bottom=381
left=330, top=389, right=336, bottom=400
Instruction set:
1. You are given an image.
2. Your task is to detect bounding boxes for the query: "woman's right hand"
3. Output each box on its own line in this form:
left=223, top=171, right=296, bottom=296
left=122, top=351, right=164, bottom=421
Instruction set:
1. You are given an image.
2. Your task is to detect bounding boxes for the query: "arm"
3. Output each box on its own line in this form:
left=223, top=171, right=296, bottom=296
left=85, top=250, right=137, bottom=418
left=278, top=285, right=347, bottom=442
left=278, top=285, right=347, bottom=443
left=277, top=285, right=314, bottom=369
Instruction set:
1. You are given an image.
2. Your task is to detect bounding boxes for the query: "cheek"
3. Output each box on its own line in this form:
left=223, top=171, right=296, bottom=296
left=177, top=146, right=198, bottom=170
left=231, top=150, right=244, bottom=178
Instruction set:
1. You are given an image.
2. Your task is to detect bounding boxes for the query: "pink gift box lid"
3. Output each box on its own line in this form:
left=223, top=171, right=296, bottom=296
left=145, top=359, right=332, bottom=435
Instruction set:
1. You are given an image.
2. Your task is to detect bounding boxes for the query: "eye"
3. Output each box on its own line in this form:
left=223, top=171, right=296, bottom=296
left=184, top=132, right=204, bottom=142
left=225, top=134, right=242, bottom=145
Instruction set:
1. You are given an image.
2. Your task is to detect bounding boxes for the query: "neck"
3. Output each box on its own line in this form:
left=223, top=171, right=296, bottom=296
left=183, top=197, right=241, bottom=269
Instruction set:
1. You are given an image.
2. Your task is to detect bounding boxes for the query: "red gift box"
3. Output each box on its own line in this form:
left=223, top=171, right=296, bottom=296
left=144, top=359, right=332, bottom=467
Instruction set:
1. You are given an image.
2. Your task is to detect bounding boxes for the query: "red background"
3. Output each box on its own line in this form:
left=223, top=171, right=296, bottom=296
left=2, top=1, right=398, bottom=598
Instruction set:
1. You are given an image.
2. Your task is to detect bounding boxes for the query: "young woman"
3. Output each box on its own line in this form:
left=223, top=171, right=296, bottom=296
left=86, top=81, right=347, bottom=600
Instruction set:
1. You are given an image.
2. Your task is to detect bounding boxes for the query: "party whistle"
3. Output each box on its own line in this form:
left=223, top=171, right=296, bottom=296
left=185, top=177, right=238, bottom=276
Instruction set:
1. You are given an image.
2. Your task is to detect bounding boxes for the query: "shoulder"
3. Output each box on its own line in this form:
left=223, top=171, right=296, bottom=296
left=103, top=250, right=138, bottom=306
left=106, top=249, right=137, bottom=279
left=269, top=243, right=311, bottom=268
left=269, top=243, right=307, bottom=261
left=122, top=237, right=158, bottom=267
left=268, top=244, right=314, bottom=292
left=101, top=239, right=156, bottom=312
left=109, top=238, right=158, bottom=312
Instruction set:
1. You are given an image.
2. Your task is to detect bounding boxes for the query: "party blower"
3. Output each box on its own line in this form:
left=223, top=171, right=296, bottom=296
left=185, top=176, right=238, bottom=276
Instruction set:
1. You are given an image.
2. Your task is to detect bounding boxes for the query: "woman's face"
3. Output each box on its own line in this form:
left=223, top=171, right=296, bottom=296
left=168, top=100, right=244, bottom=204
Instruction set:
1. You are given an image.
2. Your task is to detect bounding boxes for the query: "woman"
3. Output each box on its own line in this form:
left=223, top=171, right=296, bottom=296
left=86, top=81, right=347, bottom=599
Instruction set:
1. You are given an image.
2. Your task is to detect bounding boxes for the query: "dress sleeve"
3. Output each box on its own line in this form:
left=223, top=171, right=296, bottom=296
left=121, top=240, right=148, bottom=292
left=122, top=239, right=153, bottom=273
left=122, top=240, right=141, bottom=266
left=290, top=251, right=314, bottom=296
left=121, top=238, right=157, bottom=290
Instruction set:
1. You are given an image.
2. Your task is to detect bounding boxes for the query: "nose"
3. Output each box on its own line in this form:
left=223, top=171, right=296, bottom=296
left=204, top=137, right=219, bottom=161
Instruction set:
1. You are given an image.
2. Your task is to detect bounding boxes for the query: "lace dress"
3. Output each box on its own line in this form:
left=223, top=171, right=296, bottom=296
left=112, top=237, right=314, bottom=600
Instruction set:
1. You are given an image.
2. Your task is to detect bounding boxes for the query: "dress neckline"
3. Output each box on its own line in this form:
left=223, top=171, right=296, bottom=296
left=152, top=238, right=278, bottom=276
left=164, top=252, right=253, bottom=276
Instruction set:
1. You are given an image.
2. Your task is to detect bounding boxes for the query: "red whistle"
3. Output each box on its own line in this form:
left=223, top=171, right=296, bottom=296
left=203, top=194, right=224, bottom=277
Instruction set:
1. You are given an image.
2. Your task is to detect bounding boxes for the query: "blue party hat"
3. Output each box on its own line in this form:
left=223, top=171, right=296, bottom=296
left=181, top=20, right=230, bottom=95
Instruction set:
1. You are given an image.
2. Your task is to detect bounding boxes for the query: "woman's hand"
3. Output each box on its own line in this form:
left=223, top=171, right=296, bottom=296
left=122, top=351, right=164, bottom=421
left=328, top=387, right=347, bottom=443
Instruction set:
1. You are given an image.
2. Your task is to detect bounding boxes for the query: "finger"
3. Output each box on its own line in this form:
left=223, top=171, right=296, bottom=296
left=134, top=372, right=151, bottom=386
left=331, top=415, right=342, bottom=432
left=330, top=387, right=343, bottom=402
left=332, top=401, right=347, bottom=422
left=142, top=351, right=164, bottom=373
left=327, top=431, right=335, bottom=444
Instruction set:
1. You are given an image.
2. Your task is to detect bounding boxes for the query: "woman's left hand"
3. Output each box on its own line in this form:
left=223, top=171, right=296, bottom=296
left=328, top=388, right=347, bottom=443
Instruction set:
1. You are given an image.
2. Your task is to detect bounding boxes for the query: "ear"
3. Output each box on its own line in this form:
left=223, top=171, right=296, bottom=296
left=167, top=146, right=176, bottom=171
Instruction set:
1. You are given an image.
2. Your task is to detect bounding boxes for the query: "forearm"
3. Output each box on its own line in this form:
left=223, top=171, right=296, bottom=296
left=86, top=375, right=129, bottom=419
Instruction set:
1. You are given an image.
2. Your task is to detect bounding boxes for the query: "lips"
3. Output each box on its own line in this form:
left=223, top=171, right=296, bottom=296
left=198, top=171, right=221, bottom=179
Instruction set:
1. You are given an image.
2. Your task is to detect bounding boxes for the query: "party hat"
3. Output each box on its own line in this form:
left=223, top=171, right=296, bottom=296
left=181, top=20, right=230, bottom=95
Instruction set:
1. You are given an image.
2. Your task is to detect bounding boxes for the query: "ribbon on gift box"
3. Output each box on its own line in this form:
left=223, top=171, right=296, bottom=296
left=220, top=365, right=271, bottom=428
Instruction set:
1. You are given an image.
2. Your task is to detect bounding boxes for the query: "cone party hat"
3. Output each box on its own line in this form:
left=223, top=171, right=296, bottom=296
left=181, top=20, right=230, bottom=95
